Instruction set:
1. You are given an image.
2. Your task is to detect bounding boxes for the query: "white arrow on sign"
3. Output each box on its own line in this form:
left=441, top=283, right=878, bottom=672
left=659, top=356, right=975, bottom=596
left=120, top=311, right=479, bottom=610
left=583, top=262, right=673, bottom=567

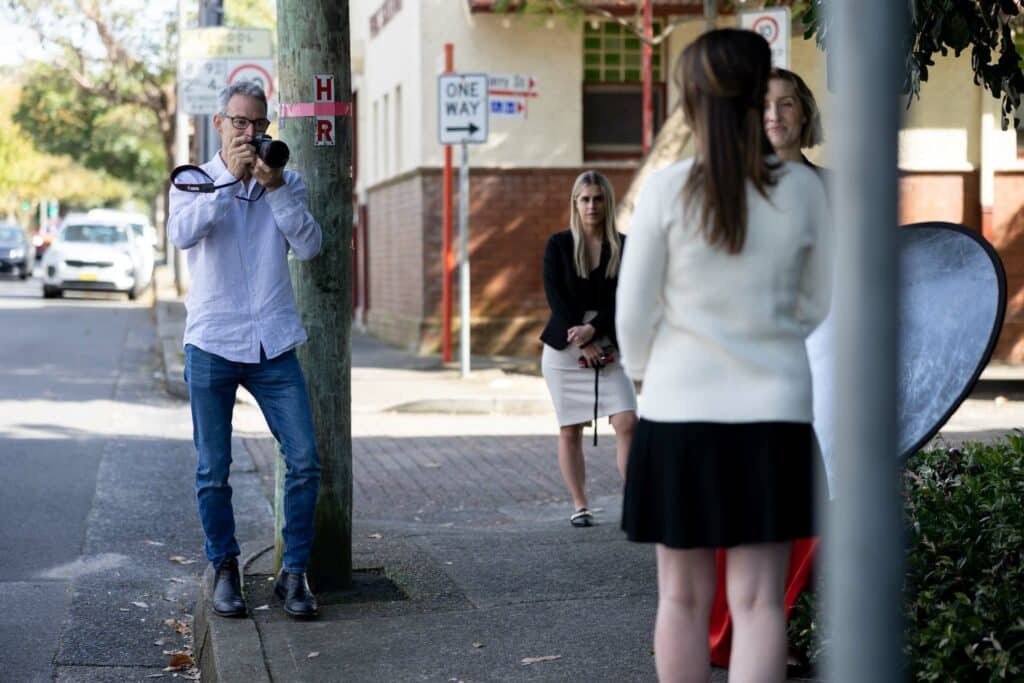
left=438, top=73, right=489, bottom=145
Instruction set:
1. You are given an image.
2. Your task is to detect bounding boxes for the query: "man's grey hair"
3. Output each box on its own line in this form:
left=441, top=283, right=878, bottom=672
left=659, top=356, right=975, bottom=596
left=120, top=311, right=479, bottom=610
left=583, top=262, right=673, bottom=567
left=217, top=80, right=268, bottom=114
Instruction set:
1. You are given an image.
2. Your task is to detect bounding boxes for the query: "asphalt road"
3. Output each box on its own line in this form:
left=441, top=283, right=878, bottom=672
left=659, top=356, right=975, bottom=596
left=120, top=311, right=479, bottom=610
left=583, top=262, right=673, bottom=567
left=0, top=273, right=208, bottom=681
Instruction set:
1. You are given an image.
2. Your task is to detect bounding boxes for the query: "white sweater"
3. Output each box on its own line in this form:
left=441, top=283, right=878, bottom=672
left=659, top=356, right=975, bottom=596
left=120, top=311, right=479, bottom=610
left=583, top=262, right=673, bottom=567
left=616, top=158, right=831, bottom=423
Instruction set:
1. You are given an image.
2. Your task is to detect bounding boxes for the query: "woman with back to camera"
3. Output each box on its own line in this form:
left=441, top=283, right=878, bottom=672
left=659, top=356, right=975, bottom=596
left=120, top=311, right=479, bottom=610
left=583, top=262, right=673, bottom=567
left=541, top=171, right=637, bottom=528
left=707, top=64, right=833, bottom=671
left=618, top=29, right=830, bottom=683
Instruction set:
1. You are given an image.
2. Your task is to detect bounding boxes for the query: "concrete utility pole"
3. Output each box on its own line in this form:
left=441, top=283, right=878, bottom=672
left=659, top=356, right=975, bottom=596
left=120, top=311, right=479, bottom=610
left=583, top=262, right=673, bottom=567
left=276, top=0, right=354, bottom=590
left=827, top=0, right=907, bottom=680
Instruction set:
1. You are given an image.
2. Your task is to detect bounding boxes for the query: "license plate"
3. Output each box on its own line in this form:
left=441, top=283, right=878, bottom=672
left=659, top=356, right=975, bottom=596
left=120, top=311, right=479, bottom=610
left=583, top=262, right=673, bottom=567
left=79, top=272, right=98, bottom=281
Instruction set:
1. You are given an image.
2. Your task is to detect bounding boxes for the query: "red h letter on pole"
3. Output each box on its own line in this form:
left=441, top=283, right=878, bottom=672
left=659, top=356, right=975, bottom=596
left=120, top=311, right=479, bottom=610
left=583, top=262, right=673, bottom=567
left=316, top=75, right=334, bottom=102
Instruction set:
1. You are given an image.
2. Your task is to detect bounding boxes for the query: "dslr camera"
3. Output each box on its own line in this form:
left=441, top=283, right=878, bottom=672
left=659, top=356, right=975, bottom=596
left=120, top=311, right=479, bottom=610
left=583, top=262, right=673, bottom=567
left=251, top=134, right=290, bottom=169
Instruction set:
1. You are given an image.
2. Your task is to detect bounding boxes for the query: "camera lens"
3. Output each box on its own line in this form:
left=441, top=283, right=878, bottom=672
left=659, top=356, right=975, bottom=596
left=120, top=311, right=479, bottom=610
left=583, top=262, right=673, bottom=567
left=251, top=135, right=290, bottom=169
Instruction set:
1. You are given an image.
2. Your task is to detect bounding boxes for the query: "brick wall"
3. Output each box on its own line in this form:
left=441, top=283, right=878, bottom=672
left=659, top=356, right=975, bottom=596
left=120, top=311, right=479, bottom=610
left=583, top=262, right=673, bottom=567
left=899, top=170, right=981, bottom=231
left=366, top=166, right=635, bottom=356
left=991, top=171, right=1024, bottom=362
left=365, top=170, right=427, bottom=349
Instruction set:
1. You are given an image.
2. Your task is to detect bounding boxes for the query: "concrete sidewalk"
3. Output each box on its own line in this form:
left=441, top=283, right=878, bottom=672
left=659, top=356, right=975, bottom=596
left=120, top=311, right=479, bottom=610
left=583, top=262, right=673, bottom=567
left=153, top=264, right=1022, bottom=682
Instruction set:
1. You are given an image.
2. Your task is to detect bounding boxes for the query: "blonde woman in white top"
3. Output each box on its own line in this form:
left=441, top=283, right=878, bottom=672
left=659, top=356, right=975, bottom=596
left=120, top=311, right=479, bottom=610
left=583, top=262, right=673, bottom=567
left=617, top=30, right=830, bottom=682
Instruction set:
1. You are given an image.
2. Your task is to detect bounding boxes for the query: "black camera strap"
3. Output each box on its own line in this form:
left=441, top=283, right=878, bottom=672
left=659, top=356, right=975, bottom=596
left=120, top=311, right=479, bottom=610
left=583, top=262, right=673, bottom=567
left=170, top=164, right=241, bottom=194
left=593, top=366, right=600, bottom=447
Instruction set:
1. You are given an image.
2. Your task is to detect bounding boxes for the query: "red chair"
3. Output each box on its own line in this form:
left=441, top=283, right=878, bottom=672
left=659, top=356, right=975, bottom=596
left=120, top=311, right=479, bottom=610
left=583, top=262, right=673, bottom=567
left=708, top=538, right=820, bottom=667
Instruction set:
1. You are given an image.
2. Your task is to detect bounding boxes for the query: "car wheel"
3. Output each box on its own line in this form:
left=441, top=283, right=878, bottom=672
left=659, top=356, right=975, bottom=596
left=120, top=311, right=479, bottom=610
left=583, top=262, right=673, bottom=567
left=127, top=287, right=138, bottom=301
left=42, top=285, right=62, bottom=299
left=18, top=264, right=29, bottom=280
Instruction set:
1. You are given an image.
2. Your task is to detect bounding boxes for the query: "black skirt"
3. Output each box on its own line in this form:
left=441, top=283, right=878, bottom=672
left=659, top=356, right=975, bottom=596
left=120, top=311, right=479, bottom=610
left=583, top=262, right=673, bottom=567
left=621, top=419, right=820, bottom=549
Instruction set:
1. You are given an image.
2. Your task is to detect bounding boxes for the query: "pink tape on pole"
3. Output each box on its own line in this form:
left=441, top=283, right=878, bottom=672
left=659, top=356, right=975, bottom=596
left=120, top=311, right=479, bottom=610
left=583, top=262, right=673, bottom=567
left=279, top=102, right=352, bottom=118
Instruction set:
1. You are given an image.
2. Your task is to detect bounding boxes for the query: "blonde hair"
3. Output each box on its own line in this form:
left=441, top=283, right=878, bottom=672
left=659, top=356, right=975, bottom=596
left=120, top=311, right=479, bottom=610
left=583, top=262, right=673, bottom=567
left=568, top=171, right=621, bottom=279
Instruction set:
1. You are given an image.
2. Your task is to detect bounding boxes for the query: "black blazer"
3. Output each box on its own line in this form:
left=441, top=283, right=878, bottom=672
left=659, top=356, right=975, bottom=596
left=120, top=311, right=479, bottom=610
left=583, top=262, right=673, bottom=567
left=540, top=230, right=624, bottom=350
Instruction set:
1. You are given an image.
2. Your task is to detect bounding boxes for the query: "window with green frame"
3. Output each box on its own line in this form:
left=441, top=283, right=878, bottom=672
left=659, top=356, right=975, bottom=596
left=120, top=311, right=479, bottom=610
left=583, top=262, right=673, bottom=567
left=583, top=19, right=663, bottom=83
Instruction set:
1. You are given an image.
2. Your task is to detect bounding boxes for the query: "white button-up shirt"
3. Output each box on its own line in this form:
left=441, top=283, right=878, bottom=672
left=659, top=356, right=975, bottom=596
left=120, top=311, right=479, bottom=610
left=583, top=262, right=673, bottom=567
left=168, top=153, right=323, bottom=363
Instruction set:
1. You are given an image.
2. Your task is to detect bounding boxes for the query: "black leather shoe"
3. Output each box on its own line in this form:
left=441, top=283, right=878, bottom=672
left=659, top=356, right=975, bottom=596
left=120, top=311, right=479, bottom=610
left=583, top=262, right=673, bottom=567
left=212, top=557, right=246, bottom=618
left=274, top=570, right=319, bottom=619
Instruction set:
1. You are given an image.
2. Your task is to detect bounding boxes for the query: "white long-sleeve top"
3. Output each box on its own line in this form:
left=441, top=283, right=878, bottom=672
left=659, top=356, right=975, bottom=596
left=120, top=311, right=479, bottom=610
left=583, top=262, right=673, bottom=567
left=616, top=158, right=831, bottom=423
left=168, top=153, right=323, bottom=363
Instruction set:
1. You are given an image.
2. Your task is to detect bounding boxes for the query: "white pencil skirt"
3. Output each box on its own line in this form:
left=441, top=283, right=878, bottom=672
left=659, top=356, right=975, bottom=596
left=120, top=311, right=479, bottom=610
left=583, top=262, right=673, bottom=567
left=541, top=338, right=637, bottom=427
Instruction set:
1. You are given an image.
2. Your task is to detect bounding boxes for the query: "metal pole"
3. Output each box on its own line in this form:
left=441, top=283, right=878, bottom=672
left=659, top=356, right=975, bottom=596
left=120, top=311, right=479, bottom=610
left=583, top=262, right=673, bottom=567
left=173, top=0, right=190, bottom=296
left=458, top=141, right=471, bottom=377
left=827, top=0, right=906, bottom=681
left=197, top=0, right=223, bottom=163
left=703, top=0, right=717, bottom=31
left=442, top=44, right=454, bottom=363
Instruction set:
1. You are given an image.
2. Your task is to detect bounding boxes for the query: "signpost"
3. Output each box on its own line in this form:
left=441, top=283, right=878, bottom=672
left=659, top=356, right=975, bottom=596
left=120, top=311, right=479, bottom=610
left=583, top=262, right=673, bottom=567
left=739, top=7, right=790, bottom=68
left=438, top=73, right=489, bottom=376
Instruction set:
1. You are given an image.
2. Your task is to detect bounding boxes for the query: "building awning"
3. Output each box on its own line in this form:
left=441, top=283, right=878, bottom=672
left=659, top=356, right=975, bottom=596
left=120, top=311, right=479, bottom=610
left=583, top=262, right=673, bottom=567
left=468, top=1, right=795, bottom=15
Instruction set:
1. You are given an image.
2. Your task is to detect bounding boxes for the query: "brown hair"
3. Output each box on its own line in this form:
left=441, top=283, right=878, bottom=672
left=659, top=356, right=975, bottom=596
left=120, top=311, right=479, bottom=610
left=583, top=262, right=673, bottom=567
left=568, top=171, right=622, bottom=279
left=769, top=67, right=824, bottom=148
left=677, top=29, right=779, bottom=254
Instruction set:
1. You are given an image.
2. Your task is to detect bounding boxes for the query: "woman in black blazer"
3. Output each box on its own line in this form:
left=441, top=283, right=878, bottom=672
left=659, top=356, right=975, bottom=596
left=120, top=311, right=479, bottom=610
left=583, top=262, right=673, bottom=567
left=540, top=171, right=637, bottom=528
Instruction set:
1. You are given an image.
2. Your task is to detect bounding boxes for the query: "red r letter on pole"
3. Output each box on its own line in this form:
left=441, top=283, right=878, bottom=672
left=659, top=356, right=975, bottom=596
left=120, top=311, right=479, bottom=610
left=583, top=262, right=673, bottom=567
left=317, top=119, right=334, bottom=144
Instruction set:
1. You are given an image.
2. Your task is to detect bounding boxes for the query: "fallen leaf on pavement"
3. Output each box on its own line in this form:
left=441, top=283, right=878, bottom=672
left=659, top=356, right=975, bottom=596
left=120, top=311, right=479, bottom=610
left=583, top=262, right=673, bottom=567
left=307, top=651, right=320, bottom=658
left=472, top=642, right=484, bottom=649
left=521, top=655, right=561, bottom=665
left=144, top=540, right=166, bottom=546
left=168, top=556, right=197, bottom=565
left=146, top=674, right=164, bottom=679
left=154, top=639, right=166, bottom=647
left=163, top=618, right=191, bottom=635
left=254, top=604, right=270, bottom=611
left=167, top=577, right=186, bottom=584
left=132, top=601, right=149, bottom=609
left=420, top=462, right=441, bottom=468
left=118, top=608, right=130, bottom=612
left=164, top=652, right=195, bottom=670
left=367, top=533, right=382, bottom=539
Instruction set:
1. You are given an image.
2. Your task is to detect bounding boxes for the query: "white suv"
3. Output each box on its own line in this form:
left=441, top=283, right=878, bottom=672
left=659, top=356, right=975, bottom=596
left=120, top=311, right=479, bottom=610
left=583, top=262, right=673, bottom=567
left=41, top=219, right=145, bottom=299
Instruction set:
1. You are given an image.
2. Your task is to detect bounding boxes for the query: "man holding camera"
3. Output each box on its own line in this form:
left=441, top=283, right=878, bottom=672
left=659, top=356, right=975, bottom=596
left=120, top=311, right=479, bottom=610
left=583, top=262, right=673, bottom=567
left=168, top=80, right=322, bottom=620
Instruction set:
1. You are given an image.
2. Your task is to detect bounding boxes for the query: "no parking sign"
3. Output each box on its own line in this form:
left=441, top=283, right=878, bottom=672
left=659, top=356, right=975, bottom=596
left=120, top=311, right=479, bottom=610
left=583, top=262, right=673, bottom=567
left=740, top=8, right=790, bottom=69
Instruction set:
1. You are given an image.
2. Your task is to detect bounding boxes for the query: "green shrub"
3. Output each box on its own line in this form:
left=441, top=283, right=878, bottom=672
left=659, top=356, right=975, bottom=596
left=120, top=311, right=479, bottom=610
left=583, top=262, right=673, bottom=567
left=788, top=433, right=1024, bottom=680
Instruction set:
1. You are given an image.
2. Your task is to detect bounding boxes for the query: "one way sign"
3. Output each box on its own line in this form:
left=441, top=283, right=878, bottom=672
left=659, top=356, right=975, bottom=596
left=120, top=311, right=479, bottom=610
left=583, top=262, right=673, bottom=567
left=438, top=73, right=489, bottom=145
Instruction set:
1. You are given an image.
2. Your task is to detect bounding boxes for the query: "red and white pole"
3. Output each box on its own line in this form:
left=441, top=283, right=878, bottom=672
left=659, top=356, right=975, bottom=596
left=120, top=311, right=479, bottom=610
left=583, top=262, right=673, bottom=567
left=641, top=0, right=653, bottom=155
left=441, top=43, right=454, bottom=362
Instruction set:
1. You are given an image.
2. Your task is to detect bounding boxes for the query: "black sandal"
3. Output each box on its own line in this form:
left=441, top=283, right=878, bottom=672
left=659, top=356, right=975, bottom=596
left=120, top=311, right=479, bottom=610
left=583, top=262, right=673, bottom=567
left=570, top=508, right=594, bottom=527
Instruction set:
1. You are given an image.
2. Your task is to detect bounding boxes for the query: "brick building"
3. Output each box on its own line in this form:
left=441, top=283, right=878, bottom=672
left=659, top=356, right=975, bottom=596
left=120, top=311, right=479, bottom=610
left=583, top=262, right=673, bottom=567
left=349, top=0, right=1024, bottom=361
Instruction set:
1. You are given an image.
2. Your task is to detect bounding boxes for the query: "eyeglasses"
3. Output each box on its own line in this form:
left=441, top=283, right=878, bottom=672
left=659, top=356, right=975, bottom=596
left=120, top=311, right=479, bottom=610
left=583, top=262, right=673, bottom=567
left=220, top=114, right=271, bottom=132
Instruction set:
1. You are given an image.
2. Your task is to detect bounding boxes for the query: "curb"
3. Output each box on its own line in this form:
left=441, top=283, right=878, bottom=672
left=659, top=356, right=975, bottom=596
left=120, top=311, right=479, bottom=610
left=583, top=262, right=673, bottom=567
left=386, top=397, right=552, bottom=415
left=193, top=540, right=274, bottom=683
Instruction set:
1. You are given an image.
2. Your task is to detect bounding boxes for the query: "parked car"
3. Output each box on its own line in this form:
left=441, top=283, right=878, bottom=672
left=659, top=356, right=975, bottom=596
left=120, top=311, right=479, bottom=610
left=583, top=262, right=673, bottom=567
left=87, top=209, right=156, bottom=288
left=0, top=223, right=34, bottom=279
left=88, top=209, right=158, bottom=250
left=41, top=221, right=146, bottom=299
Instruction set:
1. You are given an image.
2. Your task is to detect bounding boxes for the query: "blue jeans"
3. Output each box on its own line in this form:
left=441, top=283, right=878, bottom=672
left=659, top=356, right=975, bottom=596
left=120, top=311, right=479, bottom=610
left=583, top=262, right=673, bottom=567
left=184, top=344, right=320, bottom=573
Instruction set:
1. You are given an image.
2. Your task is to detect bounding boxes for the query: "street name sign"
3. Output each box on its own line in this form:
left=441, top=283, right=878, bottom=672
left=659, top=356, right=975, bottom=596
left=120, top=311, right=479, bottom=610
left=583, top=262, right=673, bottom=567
left=438, top=73, right=489, bottom=145
left=487, top=73, right=537, bottom=119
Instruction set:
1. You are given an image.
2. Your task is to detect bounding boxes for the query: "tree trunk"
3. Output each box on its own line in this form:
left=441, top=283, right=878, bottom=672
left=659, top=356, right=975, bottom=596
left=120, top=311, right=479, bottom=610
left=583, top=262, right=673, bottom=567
left=276, top=0, right=354, bottom=590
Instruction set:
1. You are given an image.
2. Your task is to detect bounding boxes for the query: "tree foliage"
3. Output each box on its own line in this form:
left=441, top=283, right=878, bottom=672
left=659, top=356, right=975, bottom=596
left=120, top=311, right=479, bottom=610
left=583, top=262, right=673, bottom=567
left=801, top=0, right=1024, bottom=129
left=501, top=1, right=1024, bottom=127
left=0, top=77, right=132, bottom=225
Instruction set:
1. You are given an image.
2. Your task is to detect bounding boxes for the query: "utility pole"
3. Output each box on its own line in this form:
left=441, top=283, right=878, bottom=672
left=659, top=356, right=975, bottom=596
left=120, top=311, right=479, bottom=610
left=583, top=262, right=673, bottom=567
left=276, top=0, right=354, bottom=591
